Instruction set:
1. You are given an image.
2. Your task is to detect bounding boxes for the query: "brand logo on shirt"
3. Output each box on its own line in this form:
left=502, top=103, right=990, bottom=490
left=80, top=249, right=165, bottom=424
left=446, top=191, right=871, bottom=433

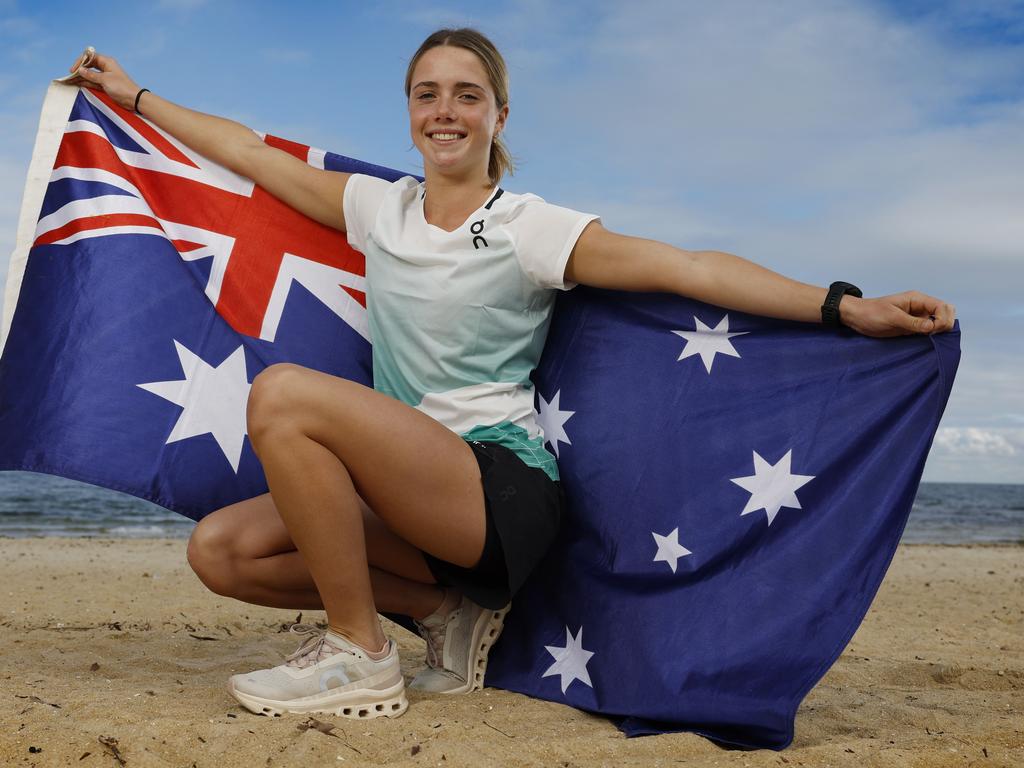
left=470, top=220, right=488, bottom=250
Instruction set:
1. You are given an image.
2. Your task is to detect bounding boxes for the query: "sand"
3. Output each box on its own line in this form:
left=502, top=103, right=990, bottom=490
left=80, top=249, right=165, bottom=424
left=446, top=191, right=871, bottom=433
left=0, top=538, right=1020, bottom=768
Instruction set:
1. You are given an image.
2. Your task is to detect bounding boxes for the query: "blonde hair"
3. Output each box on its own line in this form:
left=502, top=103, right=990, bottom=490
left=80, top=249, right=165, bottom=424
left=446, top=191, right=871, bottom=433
left=405, top=28, right=513, bottom=185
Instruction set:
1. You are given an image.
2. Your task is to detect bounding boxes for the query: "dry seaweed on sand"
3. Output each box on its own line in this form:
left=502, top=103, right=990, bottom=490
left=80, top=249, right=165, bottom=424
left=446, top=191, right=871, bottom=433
left=296, top=717, right=338, bottom=737
left=98, top=735, right=126, bottom=766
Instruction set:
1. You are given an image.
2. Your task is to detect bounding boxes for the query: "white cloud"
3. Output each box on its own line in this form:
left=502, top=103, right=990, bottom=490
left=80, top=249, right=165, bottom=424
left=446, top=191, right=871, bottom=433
left=924, top=425, right=1024, bottom=482
left=570, top=198, right=731, bottom=249
left=814, top=110, right=1024, bottom=265
left=933, top=427, right=1018, bottom=456
left=508, top=0, right=1024, bottom=276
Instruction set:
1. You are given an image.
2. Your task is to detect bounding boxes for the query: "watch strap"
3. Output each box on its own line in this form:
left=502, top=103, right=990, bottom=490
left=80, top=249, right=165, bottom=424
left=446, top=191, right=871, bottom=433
left=821, top=281, right=862, bottom=327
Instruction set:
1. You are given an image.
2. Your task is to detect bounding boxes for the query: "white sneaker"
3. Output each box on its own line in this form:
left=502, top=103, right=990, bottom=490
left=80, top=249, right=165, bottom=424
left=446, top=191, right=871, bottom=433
left=228, top=624, right=408, bottom=719
left=409, top=596, right=510, bottom=694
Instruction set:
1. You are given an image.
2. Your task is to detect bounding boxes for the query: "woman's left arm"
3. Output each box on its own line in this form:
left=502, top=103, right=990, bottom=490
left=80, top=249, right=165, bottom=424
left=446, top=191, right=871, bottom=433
left=565, top=222, right=956, bottom=338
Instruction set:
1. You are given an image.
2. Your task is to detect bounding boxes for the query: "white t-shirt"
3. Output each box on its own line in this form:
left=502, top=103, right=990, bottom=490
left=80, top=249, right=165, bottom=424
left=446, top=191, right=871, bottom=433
left=343, top=174, right=598, bottom=481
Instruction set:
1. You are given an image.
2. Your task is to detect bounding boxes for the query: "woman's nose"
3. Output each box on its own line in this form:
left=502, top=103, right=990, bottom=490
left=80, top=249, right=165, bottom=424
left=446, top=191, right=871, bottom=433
left=434, top=96, right=455, bottom=119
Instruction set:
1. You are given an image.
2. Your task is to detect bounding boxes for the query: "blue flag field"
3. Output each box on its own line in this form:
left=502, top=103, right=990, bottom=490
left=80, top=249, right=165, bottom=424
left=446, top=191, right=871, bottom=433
left=0, top=83, right=959, bottom=749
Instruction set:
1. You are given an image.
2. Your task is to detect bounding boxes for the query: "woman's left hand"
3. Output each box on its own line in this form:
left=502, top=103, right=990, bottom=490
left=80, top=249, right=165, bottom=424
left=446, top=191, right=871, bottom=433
left=840, top=291, right=956, bottom=338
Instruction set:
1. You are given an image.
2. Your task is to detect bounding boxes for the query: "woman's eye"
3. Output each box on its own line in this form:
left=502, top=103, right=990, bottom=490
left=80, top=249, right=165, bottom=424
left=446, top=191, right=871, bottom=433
left=417, top=92, right=435, bottom=100
left=459, top=93, right=479, bottom=101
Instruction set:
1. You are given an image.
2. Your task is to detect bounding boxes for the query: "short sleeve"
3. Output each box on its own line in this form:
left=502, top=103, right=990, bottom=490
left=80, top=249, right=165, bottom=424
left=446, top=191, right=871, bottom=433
left=342, top=173, right=393, bottom=253
left=504, top=198, right=600, bottom=290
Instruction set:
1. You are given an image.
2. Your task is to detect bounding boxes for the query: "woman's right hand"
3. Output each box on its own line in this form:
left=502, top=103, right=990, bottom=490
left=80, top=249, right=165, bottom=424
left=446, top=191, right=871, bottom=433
left=66, top=51, right=142, bottom=112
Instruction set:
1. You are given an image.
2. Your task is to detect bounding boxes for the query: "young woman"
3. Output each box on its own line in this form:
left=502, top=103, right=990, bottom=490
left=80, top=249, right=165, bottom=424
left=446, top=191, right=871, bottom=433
left=68, top=28, right=955, bottom=720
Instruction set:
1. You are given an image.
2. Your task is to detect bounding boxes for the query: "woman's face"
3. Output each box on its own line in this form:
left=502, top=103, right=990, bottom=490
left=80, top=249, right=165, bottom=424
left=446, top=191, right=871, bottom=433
left=408, top=45, right=507, bottom=183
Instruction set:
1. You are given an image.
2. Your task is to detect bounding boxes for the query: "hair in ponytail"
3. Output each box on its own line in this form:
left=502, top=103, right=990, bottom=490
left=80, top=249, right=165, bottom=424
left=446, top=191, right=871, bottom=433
left=405, top=28, right=514, bottom=185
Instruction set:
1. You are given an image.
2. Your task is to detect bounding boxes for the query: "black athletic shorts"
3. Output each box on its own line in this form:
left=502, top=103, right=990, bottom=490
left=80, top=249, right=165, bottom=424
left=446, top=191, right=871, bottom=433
left=422, top=439, right=565, bottom=610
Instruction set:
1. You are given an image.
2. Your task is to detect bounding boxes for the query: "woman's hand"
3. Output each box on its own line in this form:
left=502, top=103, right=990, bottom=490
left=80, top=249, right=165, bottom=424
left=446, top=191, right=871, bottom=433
left=840, top=291, right=956, bottom=338
left=65, top=51, right=141, bottom=112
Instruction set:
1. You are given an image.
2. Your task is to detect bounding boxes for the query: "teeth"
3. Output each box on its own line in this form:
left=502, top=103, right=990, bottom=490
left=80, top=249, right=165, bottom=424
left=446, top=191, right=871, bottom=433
left=432, top=133, right=463, bottom=140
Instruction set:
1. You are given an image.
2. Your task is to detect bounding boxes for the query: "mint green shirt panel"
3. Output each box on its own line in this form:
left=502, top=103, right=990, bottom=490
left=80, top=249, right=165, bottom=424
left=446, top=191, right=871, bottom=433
left=463, top=422, right=561, bottom=482
left=362, top=221, right=555, bottom=407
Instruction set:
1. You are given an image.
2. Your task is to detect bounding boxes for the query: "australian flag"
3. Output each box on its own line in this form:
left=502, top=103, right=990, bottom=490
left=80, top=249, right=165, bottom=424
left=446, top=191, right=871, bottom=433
left=0, top=84, right=959, bottom=749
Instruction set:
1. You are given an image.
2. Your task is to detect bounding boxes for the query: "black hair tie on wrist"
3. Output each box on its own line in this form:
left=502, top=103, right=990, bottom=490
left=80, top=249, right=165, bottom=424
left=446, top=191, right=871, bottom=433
left=134, top=88, right=150, bottom=116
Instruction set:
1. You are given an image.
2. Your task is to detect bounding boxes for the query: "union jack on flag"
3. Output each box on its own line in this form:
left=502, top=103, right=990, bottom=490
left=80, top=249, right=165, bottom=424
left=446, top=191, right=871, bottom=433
left=1, top=83, right=959, bottom=749
left=1, top=84, right=400, bottom=509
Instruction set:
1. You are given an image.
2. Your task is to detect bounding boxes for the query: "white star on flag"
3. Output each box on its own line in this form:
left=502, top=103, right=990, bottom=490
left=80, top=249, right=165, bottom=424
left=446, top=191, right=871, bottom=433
left=543, top=625, right=595, bottom=694
left=672, top=314, right=748, bottom=373
left=536, top=389, right=574, bottom=458
left=652, top=527, right=692, bottom=573
left=730, top=449, right=815, bottom=526
left=137, top=341, right=252, bottom=473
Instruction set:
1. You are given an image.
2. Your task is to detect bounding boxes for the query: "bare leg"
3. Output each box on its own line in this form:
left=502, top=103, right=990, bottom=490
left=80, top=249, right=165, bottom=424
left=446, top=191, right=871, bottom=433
left=242, top=363, right=487, bottom=650
left=200, top=551, right=441, bottom=619
left=187, top=492, right=448, bottom=619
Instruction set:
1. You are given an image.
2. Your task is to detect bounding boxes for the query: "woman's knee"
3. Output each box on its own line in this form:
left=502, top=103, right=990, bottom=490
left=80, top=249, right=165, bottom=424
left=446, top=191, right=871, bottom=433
left=246, top=362, right=307, bottom=448
left=186, top=513, right=242, bottom=597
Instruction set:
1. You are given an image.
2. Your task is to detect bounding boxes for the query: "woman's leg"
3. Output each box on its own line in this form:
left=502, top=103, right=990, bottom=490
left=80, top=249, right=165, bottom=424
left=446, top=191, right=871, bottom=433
left=187, top=492, right=448, bottom=619
left=242, top=363, right=488, bottom=652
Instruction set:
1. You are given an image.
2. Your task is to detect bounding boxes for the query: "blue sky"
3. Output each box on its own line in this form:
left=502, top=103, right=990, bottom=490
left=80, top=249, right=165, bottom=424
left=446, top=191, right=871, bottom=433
left=1, top=0, right=1022, bottom=483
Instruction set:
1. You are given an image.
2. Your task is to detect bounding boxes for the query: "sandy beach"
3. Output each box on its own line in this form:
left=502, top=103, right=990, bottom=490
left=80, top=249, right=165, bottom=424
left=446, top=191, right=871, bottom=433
left=0, top=538, right=1020, bottom=767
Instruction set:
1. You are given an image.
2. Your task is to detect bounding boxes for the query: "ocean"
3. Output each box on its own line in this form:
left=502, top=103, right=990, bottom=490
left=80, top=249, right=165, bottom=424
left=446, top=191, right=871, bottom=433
left=0, top=471, right=1021, bottom=544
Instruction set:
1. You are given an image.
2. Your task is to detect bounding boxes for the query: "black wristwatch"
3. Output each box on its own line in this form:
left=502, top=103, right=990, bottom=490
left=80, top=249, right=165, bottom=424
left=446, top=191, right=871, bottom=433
left=821, top=281, right=862, bottom=327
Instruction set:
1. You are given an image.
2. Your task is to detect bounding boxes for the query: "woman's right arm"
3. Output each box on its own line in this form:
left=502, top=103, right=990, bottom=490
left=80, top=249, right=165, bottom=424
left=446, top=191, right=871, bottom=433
left=69, top=53, right=350, bottom=232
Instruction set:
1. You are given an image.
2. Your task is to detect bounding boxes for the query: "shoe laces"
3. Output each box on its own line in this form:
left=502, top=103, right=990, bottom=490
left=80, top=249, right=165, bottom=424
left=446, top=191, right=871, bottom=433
left=414, top=607, right=460, bottom=669
left=284, top=624, right=348, bottom=670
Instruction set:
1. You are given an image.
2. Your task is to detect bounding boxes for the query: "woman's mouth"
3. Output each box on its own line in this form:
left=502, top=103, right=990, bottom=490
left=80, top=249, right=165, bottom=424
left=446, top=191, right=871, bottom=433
left=428, top=131, right=466, bottom=143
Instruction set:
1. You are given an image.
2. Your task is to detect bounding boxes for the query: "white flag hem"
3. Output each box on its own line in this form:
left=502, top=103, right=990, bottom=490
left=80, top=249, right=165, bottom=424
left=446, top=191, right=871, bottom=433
left=1, top=82, right=79, bottom=356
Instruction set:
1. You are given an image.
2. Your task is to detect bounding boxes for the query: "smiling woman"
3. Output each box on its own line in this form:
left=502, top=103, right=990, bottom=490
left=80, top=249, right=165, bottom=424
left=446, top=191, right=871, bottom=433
left=63, top=24, right=955, bottom=723
left=405, top=28, right=513, bottom=195
left=405, top=41, right=509, bottom=231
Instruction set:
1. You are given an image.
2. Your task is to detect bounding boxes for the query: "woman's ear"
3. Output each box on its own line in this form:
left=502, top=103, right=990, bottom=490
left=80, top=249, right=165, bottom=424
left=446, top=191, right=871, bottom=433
left=495, top=103, right=509, bottom=136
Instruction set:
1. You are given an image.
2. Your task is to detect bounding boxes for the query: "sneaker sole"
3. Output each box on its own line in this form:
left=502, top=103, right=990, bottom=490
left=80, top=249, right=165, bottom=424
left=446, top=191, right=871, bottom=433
left=441, top=603, right=510, bottom=696
left=228, top=679, right=408, bottom=719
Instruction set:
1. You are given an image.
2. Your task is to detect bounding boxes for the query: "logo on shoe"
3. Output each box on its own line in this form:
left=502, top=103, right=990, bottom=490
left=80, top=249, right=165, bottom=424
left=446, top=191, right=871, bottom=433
left=319, top=669, right=351, bottom=691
